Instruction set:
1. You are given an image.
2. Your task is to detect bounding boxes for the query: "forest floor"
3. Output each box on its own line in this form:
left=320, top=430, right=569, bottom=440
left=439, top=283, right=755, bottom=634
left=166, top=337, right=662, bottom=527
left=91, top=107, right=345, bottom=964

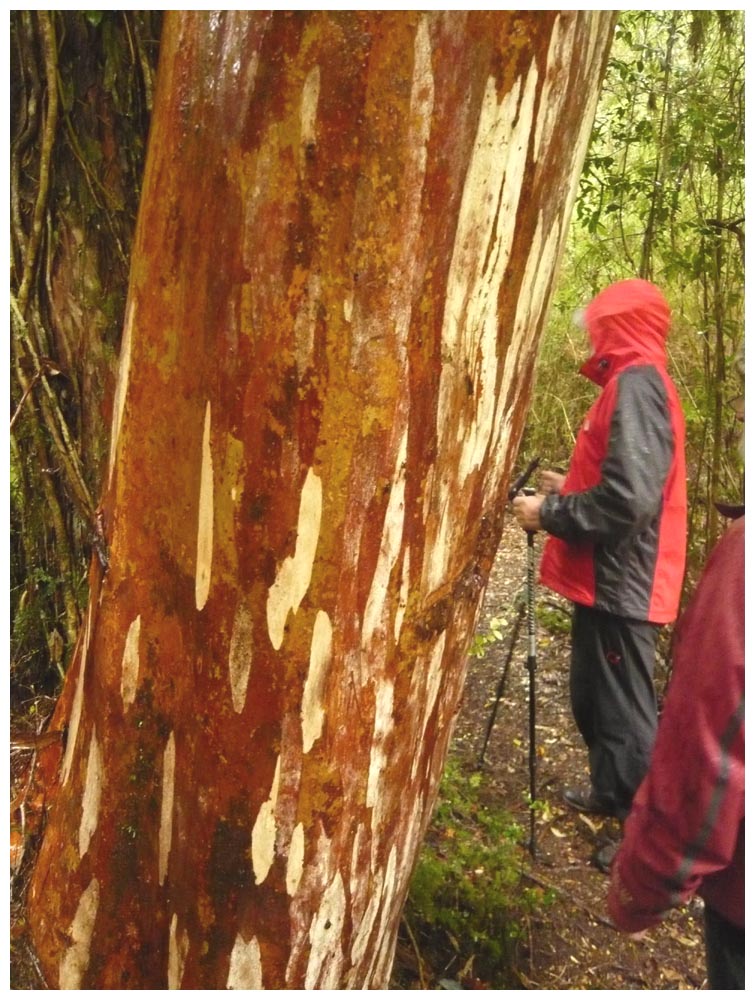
left=392, top=518, right=707, bottom=990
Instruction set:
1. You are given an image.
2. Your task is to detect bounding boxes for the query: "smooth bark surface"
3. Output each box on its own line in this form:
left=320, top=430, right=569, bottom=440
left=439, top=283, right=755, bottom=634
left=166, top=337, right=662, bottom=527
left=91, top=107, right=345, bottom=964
left=29, top=11, right=615, bottom=988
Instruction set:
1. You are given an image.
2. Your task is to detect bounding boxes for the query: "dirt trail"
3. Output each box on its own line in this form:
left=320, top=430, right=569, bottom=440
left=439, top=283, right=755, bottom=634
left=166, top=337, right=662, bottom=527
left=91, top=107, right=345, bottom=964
left=444, top=517, right=706, bottom=989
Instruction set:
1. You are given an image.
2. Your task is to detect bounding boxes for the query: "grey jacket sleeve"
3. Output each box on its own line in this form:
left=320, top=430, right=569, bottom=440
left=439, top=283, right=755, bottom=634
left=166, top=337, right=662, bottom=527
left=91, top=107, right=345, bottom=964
left=540, top=367, right=674, bottom=545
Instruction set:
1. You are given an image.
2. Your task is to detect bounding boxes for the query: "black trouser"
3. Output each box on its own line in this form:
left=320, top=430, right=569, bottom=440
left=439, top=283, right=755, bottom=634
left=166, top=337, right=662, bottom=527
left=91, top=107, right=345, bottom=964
left=704, top=905, right=745, bottom=989
left=570, top=604, right=659, bottom=820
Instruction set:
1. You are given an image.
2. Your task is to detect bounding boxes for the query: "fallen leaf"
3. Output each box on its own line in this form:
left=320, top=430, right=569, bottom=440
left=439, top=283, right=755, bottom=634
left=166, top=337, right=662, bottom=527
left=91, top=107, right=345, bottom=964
left=668, top=929, right=698, bottom=948
left=577, top=814, right=600, bottom=836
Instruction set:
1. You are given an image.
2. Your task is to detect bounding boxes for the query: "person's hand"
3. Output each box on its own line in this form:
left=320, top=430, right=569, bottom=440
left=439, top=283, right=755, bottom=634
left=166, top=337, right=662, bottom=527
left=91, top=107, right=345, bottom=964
left=511, top=493, right=545, bottom=532
left=540, top=469, right=566, bottom=495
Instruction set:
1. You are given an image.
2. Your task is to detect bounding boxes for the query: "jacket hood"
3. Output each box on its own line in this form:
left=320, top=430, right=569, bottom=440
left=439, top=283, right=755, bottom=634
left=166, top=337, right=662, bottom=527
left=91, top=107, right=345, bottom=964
left=580, top=279, right=671, bottom=385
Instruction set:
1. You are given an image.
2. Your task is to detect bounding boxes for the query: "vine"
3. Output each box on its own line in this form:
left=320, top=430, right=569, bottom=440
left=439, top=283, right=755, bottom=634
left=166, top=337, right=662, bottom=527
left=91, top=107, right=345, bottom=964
left=10, top=11, right=161, bottom=699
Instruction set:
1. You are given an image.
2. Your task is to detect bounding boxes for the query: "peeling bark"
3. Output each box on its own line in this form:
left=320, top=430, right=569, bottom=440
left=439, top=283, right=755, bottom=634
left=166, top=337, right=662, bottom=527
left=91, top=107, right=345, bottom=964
left=28, top=11, right=615, bottom=988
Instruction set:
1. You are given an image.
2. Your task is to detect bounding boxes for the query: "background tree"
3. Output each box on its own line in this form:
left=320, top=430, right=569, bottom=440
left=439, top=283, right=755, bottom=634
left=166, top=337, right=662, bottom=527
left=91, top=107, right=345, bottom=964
left=525, top=10, right=745, bottom=586
left=26, top=11, right=615, bottom=989
left=10, top=12, right=161, bottom=705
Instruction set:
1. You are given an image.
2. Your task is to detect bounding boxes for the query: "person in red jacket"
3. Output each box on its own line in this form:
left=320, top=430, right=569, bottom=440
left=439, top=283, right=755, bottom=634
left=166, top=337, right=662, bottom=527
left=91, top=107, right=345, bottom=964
left=513, top=279, right=687, bottom=853
left=607, top=512, right=744, bottom=989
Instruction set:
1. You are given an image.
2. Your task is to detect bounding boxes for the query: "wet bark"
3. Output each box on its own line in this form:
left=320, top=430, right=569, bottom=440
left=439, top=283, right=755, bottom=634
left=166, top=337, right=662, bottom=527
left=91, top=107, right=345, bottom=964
left=28, top=11, right=615, bottom=988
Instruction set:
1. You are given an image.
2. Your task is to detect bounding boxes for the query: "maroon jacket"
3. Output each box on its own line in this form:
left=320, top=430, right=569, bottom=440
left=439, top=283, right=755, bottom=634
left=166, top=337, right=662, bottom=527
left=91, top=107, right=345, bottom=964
left=539, top=279, right=687, bottom=624
left=608, top=516, right=745, bottom=931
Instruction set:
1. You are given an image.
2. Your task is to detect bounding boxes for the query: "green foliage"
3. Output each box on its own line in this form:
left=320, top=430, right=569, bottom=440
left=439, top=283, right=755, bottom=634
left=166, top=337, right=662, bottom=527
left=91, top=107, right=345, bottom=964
left=468, top=614, right=511, bottom=660
left=535, top=602, right=571, bottom=637
left=528, top=9, right=744, bottom=588
left=404, top=758, right=554, bottom=987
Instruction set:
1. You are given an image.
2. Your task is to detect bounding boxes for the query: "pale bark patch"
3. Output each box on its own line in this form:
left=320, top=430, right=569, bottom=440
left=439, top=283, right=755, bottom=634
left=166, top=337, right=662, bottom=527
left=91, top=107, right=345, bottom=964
left=58, top=878, right=99, bottom=989
left=366, top=679, right=395, bottom=810
left=412, top=16, right=434, bottom=116
left=457, top=69, right=537, bottom=481
left=78, top=729, right=103, bottom=858
left=294, top=273, right=321, bottom=378
left=302, top=610, right=333, bottom=753
left=158, top=732, right=176, bottom=886
left=533, top=15, right=575, bottom=163
left=426, top=65, right=538, bottom=595
left=363, top=845, right=398, bottom=986
left=61, top=603, right=92, bottom=786
left=285, top=826, right=334, bottom=985
left=410, top=633, right=446, bottom=781
left=252, top=755, right=281, bottom=884
left=228, top=601, right=254, bottom=713
left=299, top=65, right=321, bottom=160
left=394, top=548, right=410, bottom=642
left=305, top=870, right=346, bottom=989
left=266, top=468, right=322, bottom=650
left=227, top=933, right=263, bottom=989
left=350, top=822, right=367, bottom=888
left=195, top=401, right=214, bottom=610
left=120, top=614, right=141, bottom=709
left=286, top=822, right=305, bottom=896
left=361, top=429, right=407, bottom=650
left=107, top=298, right=135, bottom=488
left=348, top=880, right=382, bottom=975
left=168, top=913, right=189, bottom=990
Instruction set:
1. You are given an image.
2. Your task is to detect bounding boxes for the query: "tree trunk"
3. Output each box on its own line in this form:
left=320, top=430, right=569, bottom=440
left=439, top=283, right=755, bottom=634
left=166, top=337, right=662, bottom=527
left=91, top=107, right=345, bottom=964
left=28, top=11, right=615, bottom=989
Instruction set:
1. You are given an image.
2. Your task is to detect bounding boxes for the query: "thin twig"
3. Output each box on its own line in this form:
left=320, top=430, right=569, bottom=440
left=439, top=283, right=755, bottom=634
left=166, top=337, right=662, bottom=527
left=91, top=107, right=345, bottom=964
left=521, top=870, right=616, bottom=930
left=401, top=916, right=428, bottom=990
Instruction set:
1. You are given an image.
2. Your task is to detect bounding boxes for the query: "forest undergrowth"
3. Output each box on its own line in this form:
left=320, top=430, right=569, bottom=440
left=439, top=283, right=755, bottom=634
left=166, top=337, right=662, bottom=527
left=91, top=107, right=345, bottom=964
left=391, top=519, right=707, bottom=991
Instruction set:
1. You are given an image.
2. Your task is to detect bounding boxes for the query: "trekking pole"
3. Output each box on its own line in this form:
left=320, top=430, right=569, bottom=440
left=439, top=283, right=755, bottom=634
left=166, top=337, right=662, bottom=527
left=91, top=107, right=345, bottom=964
left=476, top=459, right=540, bottom=747
left=524, top=510, right=538, bottom=858
left=508, top=456, right=540, bottom=504
left=477, top=600, right=526, bottom=768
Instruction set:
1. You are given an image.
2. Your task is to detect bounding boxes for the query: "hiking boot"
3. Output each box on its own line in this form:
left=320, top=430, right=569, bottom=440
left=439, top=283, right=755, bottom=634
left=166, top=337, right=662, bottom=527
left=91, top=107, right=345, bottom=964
left=562, top=786, right=616, bottom=818
left=592, top=840, right=620, bottom=874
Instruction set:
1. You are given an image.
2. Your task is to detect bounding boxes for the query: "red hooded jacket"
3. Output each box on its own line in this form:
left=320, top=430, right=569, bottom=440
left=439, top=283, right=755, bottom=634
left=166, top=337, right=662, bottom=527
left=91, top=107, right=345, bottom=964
left=539, top=279, right=687, bottom=623
left=608, top=515, right=744, bottom=932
